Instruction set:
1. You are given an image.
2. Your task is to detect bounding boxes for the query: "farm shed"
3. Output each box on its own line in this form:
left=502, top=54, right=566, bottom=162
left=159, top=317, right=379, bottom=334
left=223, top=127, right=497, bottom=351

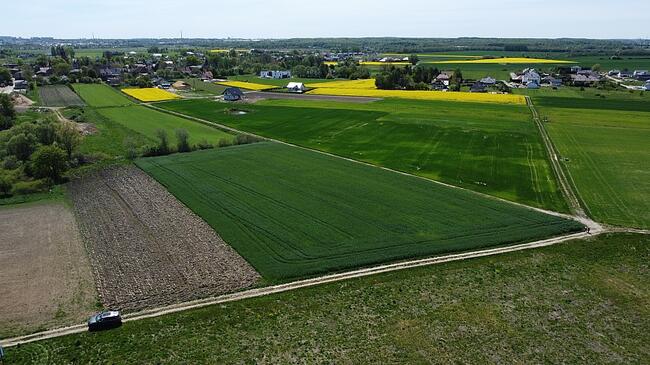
left=286, top=82, right=306, bottom=93
left=223, top=87, right=244, bottom=101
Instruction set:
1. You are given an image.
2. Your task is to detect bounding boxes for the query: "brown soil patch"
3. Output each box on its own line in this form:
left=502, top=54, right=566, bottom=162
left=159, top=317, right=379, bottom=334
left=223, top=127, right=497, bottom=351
left=0, top=203, right=97, bottom=338
left=68, top=166, right=260, bottom=312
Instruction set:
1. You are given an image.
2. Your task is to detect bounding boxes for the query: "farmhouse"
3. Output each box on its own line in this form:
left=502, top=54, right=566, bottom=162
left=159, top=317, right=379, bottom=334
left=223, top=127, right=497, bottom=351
left=99, top=67, right=122, bottom=81
left=526, top=81, right=540, bottom=89
left=479, top=76, right=497, bottom=85
left=633, top=70, right=650, bottom=81
left=542, top=76, right=562, bottom=87
left=571, top=73, right=600, bottom=86
left=470, top=82, right=488, bottom=93
left=522, top=69, right=541, bottom=84
left=13, top=79, right=28, bottom=91
left=286, top=82, right=306, bottom=93
left=431, top=79, right=448, bottom=91
left=645, top=81, right=650, bottom=91
left=260, top=70, right=291, bottom=79
left=223, top=87, right=244, bottom=101
left=36, top=67, right=52, bottom=76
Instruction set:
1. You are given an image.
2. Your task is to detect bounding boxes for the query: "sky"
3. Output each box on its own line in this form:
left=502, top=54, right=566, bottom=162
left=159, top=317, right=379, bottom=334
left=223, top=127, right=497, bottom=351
left=2, top=0, right=649, bottom=39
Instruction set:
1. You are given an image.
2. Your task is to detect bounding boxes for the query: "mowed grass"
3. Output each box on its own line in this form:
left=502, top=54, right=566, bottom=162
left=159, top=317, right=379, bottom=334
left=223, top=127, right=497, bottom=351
left=158, top=98, right=568, bottom=212
left=541, top=106, right=650, bottom=228
left=97, top=105, right=232, bottom=144
left=38, top=85, right=85, bottom=107
left=136, top=142, right=583, bottom=281
left=72, top=83, right=134, bottom=107
left=6, top=233, right=648, bottom=364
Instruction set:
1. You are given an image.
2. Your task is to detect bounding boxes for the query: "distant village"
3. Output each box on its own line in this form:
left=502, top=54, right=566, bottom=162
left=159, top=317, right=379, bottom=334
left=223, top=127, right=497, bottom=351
left=1, top=47, right=650, bottom=97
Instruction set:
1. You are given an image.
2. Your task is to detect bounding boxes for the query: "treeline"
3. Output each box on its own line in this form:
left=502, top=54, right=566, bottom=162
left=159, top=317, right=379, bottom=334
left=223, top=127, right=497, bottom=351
left=133, top=128, right=263, bottom=159
left=0, top=94, right=81, bottom=197
left=374, top=65, right=446, bottom=90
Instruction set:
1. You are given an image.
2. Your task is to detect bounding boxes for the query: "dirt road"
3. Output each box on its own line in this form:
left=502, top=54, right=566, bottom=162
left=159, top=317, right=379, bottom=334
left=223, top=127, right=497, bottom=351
left=1, top=226, right=607, bottom=348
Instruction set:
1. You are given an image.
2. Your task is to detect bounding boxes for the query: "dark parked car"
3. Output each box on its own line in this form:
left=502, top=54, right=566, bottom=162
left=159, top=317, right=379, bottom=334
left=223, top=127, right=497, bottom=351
left=88, top=311, right=122, bottom=331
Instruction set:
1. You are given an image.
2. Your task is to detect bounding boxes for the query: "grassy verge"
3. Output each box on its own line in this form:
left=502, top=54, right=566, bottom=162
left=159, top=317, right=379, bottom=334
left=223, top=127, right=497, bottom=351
left=4, top=233, right=648, bottom=364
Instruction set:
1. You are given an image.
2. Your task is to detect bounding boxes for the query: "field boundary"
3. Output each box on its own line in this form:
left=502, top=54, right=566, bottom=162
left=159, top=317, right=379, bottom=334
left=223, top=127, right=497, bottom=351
left=0, top=227, right=605, bottom=348
left=526, top=96, right=587, bottom=218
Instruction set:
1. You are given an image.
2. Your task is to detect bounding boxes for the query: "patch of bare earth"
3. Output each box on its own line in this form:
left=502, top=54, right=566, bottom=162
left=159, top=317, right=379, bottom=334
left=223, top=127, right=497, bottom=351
left=68, top=166, right=260, bottom=312
left=0, top=203, right=97, bottom=338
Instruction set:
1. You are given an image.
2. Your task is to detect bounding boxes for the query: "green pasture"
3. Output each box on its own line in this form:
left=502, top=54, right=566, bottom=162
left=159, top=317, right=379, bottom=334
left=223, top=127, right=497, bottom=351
left=6, top=233, right=647, bottom=364
left=541, top=106, right=650, bottom=228
left=97, top=105, right=232, bottom=145
left=158, top=98, right=567, bottom=212
left=72, top=83, right=134, bottom=108
left=137, top=142, right=582, bottom=281
left=180, top=78, right=228, bottom=95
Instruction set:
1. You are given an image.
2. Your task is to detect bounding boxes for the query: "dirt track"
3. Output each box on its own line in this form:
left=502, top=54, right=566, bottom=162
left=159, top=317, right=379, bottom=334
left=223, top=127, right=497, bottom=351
left=2, top=227, right=612, bottom=348
left=0, top=203, right=97, bottom=338
left=68, top=166, right=260, bottom=312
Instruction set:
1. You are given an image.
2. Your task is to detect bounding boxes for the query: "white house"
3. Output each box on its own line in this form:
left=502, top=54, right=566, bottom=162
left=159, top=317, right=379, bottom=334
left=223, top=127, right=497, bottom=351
left=645, top=81, right=650, bottom=91
left=286, top=82, right=306, bottom=93
left=260, top=70, right=291, bottom=79
left=522, top=69, right=541, bottom=84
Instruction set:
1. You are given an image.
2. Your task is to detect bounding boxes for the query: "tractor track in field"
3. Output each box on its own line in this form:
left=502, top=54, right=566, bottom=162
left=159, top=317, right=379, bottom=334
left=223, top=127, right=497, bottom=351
left=525, top=96, right=587, bottom=218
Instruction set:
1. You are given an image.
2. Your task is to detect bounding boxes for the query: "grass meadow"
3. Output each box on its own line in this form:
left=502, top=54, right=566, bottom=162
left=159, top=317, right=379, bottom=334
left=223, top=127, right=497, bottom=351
left=97, top=105, right=232, bottom=145
left=541, top=106, right=650, bottom=228
left=136, top=142, right=582, bottom=281
left=158, top=98, right=567, bottom=212
left=72, top=83, right=134, bottom=107
left=5, top=233, right=647, bottom=364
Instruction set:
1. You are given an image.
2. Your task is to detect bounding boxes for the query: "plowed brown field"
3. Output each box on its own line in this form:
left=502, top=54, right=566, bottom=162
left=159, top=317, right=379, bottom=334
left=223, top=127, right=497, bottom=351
left=68, top=166, right=259, bottom=312
left=0, top=203, right=97, bottom=338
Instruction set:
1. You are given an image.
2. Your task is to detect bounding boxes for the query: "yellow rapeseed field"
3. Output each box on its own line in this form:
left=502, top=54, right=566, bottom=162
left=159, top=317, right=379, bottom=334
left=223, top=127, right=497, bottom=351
left=324, top=61, right=338, bottom=66
left=306, top=79, right=377, bottom=89
left=307, top=88, right=526, bottom=105
left=121, top=88, right=181, bottom=102
left=359, top=61, right=411, bottom=66
left=216, top=81, right=277, bottom=91
left=383, top=53, right=482, bottom=58
left=427, top=57, right=575, bottom=64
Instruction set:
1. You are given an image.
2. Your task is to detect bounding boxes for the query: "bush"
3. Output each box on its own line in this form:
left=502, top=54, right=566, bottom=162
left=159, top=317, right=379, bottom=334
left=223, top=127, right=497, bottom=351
left=197, top=139, right=215, bottom=150
left=31, top=145, right=69, bottom=182
left=175, top=129, right=191, bottom=153
left=234, top=134, right=263, bottom=145
left=2, top=155, right=18, bottom=170
left=11, top=179, right=48, bottom=195
left=217, top=138, right=232, bottom=148
left=0, top=174, right=12, bottom=197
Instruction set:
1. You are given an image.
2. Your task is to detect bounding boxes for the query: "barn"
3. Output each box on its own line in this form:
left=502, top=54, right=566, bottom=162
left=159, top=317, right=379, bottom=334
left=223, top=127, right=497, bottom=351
left=286, top=82, right=306, bottom=93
